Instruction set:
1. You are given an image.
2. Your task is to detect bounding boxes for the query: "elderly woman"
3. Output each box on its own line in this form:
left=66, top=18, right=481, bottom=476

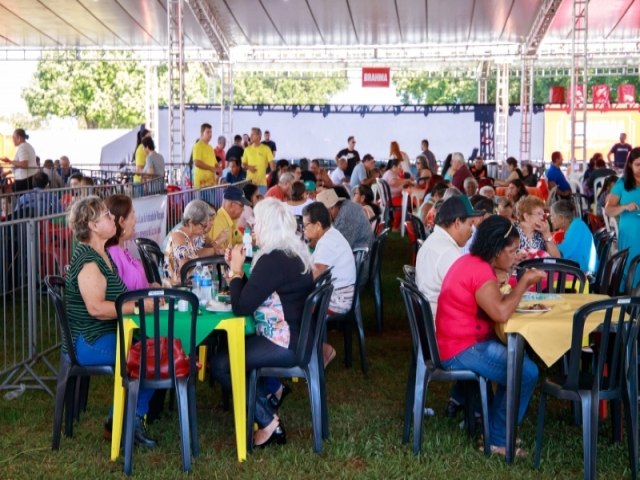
left=212, top=198, right=314, bottom=447
left=437, top=215, right=545, bottom=457
left=549, top=199, right=597, bottom=273
left=163, top=199, right=222, bottom=286
left=65, top=196, right=155, bottom=446
left=515, top=195, right=561, bottom=258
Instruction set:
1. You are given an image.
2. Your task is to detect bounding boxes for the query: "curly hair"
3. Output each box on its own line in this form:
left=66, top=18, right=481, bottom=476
left=516, top=195, right=545, bottom=222
left=68, top=195, right=105, bottom=242
left=470, top=215, right=519, bottom=262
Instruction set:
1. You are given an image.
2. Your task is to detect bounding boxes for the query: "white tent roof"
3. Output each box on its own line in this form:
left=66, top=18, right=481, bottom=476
left=1, top=0, right=638, bottom=67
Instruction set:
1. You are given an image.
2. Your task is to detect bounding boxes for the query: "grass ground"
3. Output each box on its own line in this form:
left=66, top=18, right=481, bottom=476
left=0, top=233, right=634, bottom=479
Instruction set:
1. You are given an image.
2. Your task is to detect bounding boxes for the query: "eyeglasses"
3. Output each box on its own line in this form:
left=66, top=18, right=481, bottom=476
left=100, top=209, right=112, bottom=218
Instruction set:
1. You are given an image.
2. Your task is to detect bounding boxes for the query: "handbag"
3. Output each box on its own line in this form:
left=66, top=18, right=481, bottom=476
left=126, top=337, right=196, bottom=379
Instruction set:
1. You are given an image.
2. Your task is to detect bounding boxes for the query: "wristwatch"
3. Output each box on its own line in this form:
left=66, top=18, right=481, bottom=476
left=545, top=236, right=553, bottom=242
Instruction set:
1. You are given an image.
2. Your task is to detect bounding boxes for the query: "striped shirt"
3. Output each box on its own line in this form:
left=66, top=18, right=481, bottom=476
left=64, top=243, right=126, bottom=352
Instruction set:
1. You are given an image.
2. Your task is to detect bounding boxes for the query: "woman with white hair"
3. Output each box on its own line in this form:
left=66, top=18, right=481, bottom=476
left=212, top=198, right=314, bottom=448
left=162, top=199, right=221, bottom=285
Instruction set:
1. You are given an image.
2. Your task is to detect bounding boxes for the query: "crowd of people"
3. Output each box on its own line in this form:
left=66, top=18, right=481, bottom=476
left=5, top=119, right=639, bottom=456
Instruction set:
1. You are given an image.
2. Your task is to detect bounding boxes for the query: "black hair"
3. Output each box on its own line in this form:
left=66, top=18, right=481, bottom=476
left=234, top=134, right=242, bottom=142
left=356, top=184, right=381, bottom=215
left=623, top=147, right=640, bottom=191
left=506, top=157, right=518, bottom=168
left=509, top=178, right=528, bottom=203
left=430, top=182, right=448, bottom=198
left=69, top=172, right=84, bottom=182
left=243, top=183, right=258, bottom=202
left=362, top=153, right=374, bottom=162
left=299, top=158, right=309, bottom=170
left=276, top=159, right=290, bottom=170
left=470, top=215, right=519, bottom=262
left=472, top=196, right=495, bottom=215
left=200, top=123, right=212, bottom=134
left=441, top=153, right=453, bottom=178
left=302, top=201, right=331, bottom=229
left=227, top=157, right=241, bottom=166
left=141, top=136, right=155, bottom=151
left=32, top=171, right=49, bottom=189
left=385, top=158, right=399, bottom=171
left=14, top=128, right=28, bottom=140
left=333, top=185, right=350, bottom=199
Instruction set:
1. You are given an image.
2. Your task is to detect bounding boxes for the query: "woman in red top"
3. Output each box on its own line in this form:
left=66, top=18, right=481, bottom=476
left=436, top=215, right=545, bottom=457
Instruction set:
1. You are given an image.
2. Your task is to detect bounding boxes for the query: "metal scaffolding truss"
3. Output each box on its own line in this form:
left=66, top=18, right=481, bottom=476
left=494, top=64, right=510, bottom=164
left=477, top=61, right=490, bottom=104
left=144, top=64, right=159, bottom=140
left=167, top=0, right=186, bottom=168
left=570, top=0, right=589, bottom=167
left=525, top=0, right=564, bottom=56
left=520, top=58, right=534, bottom=165
left=185, top=0, right=230, bottom=61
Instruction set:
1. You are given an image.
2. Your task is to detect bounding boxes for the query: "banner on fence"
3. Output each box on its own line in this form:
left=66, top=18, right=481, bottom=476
left=130, top=195, right=167, bottom=257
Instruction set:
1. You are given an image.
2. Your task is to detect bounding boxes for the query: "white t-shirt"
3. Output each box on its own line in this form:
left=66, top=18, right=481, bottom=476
left=13, top=142, right=37, bottom=180
left=330, top=167, right=346, bottom=186
left=312, top=227, right=356, bottom=289
left=287, top=199, right=313, bottom=217
left=415, top=225, right=463, bottom=316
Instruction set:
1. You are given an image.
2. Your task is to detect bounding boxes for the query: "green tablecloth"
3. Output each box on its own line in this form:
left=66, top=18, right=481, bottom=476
left=131, top=309, right=255, bottom=355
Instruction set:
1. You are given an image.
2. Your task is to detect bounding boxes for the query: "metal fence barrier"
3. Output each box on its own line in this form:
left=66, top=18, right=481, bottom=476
left=0, top=181, right=243, bottom=397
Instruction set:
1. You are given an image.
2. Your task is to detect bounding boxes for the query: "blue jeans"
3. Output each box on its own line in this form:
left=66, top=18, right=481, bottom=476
left=75, top=333, right=153, bottom=418
left=442, top=340, right=538, bottom=447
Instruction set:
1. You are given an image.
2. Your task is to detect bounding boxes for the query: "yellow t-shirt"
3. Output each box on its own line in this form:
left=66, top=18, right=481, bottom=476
left=134, top=144, right=145, bottom=183
left=207, top=206, right=242, bottom=250
left=192, top=140, right=217, bottom=188
left=242, top=144, right=273, bottom=186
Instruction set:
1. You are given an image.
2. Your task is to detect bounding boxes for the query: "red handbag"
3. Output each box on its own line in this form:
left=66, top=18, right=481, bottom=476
left=126, top=337, right=195, bottom=379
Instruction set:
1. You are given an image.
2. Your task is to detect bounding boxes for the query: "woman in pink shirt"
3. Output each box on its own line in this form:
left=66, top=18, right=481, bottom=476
left=105, top=194, right=159, bottom=290
left=436, top=215, right=545, bottom=457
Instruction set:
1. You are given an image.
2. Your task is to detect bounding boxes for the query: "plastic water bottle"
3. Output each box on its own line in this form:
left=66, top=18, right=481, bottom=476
left=192, top=261, right=203, bottom=302
left=4, top=383, right=26, bottom=400
left=200, top=266, right=213, bottom=305
left=243, top=229, right=253, bottom=258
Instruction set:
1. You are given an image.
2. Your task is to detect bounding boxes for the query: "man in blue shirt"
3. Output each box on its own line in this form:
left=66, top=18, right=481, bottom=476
left=607, top=132, right=632, bottom=170
left=546, top=151, right=572, bottom=197
left=224, top=157, right=247, bottom=184
left=13, top=171, right=63, bottom=217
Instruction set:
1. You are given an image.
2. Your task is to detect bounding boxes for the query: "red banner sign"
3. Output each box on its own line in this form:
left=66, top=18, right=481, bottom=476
left=362, top=67, right=390, bottom=88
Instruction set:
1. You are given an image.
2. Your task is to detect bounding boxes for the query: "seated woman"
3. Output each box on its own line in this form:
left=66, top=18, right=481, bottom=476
left=302, top=201, right=356, bottom=366
left=521, top=163, right=538, bottom=188
left=238, top=183, right=263, bottom=231
left=514, top=195, right=561, bottom=259
left=212, top=198, right=314, bottom=447
left=286, top=180, right=313, bottom=216
left=414, top=155, right=433, bottom=188
left=505, top=179, right=528, bottom=205
left=495, top=157, right=523, bottom=187
left=163, top=199, right=222, bottom=286
left=105, top=194, right=160, bottom=290
left=437, top=215, right=545, bottom=456
left=549, top=199, right=597, bottom=273
left=382, top=158, right=414, bottom=230
left=352, top=184, right=381, bottom=226
left=65, top=196, right=156, bottom=446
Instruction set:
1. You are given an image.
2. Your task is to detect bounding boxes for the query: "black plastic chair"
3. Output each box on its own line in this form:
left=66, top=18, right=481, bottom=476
left=46, top=275, right=114, bottom=450
left=326, top=248, right=369, bottom=374
left=534, top=297, right=640, bottom=480
left=179, top=254, right=227, bottom=292
left=598, top=248, right=630, bottom=296
left=115, top=288, right=200, bottom=475
left=402, top=265, right=416, bottom=285
left=516, top=258, right=587, bottom=293
left=624, top=254, right=640, bottom=295
left=399, top=279, right=491, bottom=455
left=370, top=228, right=390, bottom=332
left=134, top=237, right=164, bottom=285
left=591, top=231, right=615, bottom=292
left=247, top=282, right=334, bottom=453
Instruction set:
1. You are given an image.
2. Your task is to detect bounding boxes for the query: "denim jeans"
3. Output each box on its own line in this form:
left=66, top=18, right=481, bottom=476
left=75, top=333, right=154, bottom=418
left=442, top=340, right=538, bottom=447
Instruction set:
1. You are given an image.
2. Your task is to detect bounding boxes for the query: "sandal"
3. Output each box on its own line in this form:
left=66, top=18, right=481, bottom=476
left=477, top=435, right=523, bottom=448
left=479, top=444, right=528, bottom=458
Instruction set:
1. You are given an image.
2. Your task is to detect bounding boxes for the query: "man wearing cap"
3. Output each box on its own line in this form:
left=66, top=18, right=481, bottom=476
left=265, top=172, right=294, bottom=201
left=207, top=186, right=252, bottom=250
left=416, top=195, right=482, bottom=317
left=350, top=153, right=376, bottom=191
left=316, top=188, right=373, bottom=252
left=304, top=179, right=317, bottom=200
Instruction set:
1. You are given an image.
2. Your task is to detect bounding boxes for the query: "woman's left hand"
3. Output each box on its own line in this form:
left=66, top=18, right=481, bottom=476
left=229, top=244, right=246, bottom=274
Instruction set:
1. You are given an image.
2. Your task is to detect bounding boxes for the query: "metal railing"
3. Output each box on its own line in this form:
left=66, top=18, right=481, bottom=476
left=0, top=180, right=243, bottom=397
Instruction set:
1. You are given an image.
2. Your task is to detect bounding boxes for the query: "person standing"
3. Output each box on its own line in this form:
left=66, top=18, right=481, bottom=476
left=214, top=135, right=227, bottom=171
left=242, top=127, right=275, bottom=193
left=421, top=139, right=438, bottom=174
left=605, top=147, right=640, bottom=290
left=192, top=123, right=218, bottom=189
left=133, top=128, right=151, bottom=184
left=141, top=137, right=165, bottom=194
left=262, top=130, right=277, bottom=157
left=1, top=128, right=38, bottom=192
left=335, top=136, right=361, bottom=178
left=608, top=133, right=632, bottom=171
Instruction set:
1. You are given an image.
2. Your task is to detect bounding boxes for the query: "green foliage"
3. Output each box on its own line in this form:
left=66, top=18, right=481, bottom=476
left=232, top=72, right=348, bottom=105
left=22, top=52, right=146, bottom=129
left=393, top=75, right=477, bottom=104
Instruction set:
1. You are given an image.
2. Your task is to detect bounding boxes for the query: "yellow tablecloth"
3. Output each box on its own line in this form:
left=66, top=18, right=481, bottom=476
left=496, top=293, right=609, bottom=367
